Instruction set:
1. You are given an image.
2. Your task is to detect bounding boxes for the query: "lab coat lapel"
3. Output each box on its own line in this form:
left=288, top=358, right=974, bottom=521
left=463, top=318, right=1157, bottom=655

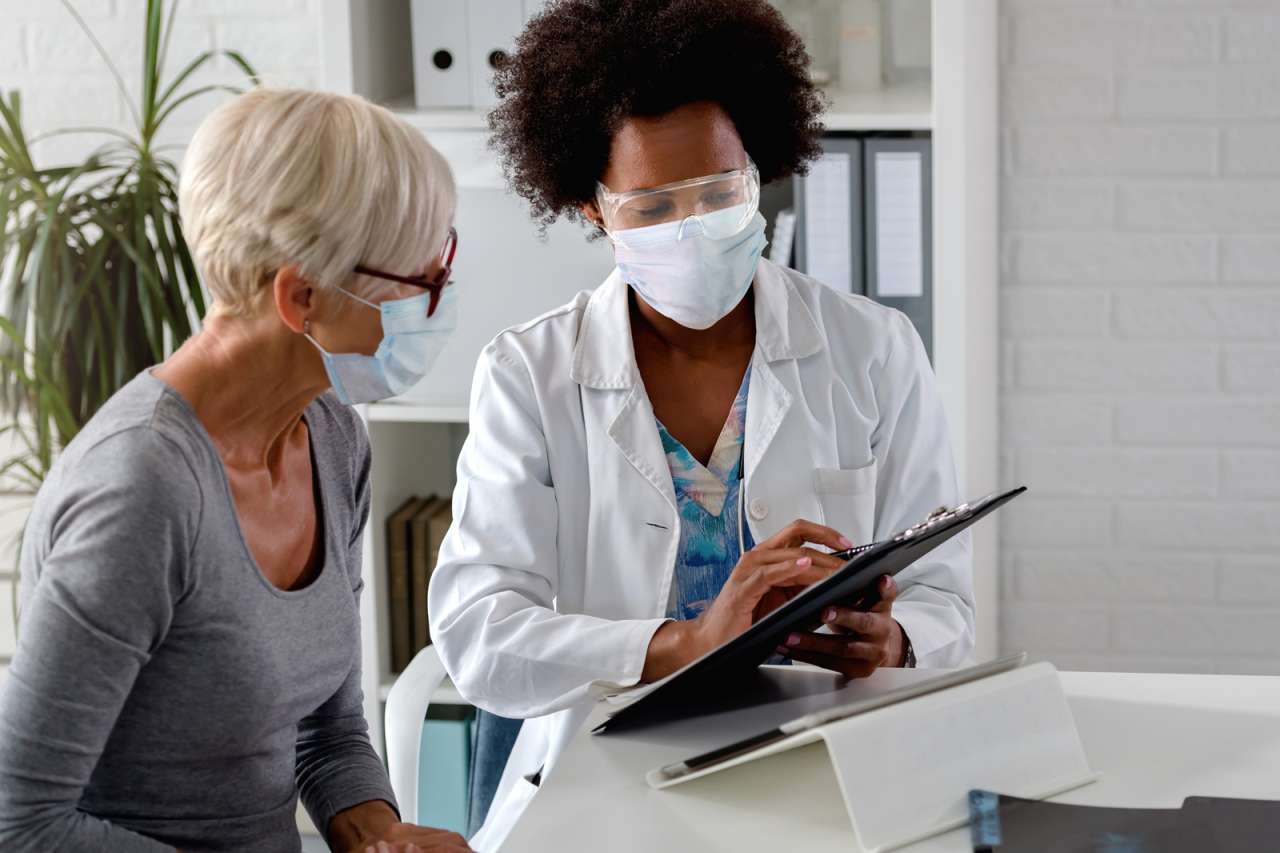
left=571, top=271, right=677, bottom=511
left=744, top=260, right=822, bottom=478
left=744, top=350, right=792, bottom=481
left=606, top=385, right=677, bottom=511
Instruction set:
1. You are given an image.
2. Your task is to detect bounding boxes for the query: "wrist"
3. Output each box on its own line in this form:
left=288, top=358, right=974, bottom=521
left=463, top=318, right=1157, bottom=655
left=327, top=799, right=398, bottom=850
left=642, top=620, right=703, bottom=682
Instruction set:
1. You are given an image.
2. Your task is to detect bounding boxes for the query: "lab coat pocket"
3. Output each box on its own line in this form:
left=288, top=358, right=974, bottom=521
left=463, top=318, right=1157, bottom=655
left=813, top=460, right=877, bottom=545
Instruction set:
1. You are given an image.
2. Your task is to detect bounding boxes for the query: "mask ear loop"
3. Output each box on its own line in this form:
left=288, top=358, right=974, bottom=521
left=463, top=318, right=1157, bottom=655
left=302, top=318, right=325, bottom=354
left=340, top=286, right=380, bottom=310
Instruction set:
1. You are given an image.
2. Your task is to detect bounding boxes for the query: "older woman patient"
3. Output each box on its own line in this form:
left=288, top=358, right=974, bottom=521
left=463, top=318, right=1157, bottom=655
left=0, top=89, right=468, bottom=853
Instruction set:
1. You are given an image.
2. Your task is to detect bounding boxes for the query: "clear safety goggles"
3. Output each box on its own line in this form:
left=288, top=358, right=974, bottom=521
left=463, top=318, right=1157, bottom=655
left=596, top=160, right=760, bottom=247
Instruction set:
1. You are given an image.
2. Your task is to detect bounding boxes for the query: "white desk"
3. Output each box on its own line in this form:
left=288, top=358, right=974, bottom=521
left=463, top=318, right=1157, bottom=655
left=502, top=669, right=1280, bottom=852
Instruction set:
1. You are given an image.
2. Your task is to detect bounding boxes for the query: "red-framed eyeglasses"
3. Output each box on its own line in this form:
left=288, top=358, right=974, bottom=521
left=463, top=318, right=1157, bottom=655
left=354, top=227, right=458, bottom=317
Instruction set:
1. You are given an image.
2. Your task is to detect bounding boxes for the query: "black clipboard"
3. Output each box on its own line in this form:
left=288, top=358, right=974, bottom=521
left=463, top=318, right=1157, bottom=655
left=593, top=486, right=1027, bottom=734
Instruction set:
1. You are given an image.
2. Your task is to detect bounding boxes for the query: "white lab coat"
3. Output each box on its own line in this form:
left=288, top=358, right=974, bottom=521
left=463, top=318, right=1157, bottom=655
left=427, top=259, right=974, bottom=850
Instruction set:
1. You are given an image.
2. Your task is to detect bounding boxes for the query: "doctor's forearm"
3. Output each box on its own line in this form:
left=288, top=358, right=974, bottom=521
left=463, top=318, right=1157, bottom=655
left=642, top=620, right=706, bottom=682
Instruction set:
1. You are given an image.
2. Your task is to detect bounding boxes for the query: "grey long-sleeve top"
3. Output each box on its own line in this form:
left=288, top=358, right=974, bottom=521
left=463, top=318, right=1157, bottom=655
left=0, top=372, right=397, bottom=852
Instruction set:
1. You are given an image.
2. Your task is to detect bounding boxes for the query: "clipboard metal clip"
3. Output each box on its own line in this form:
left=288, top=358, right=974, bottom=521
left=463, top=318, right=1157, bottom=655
left=897, top=502, right=973, bottom=542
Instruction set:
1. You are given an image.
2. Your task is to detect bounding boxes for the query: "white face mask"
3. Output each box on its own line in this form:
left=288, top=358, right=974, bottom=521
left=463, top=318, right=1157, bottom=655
left=611, top=205, right=768, bottom=330
left=305, top=285, right=457, bottom=405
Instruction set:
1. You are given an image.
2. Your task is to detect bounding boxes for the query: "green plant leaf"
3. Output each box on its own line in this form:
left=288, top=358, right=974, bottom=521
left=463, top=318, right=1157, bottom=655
left=222, top=50, right=261, bottom=88
left=154, top=84, right=245, bottom=129
left=154, top=50, right=217, bottom=115
left=28, top=127, right=135, bottom=147
left=141, top=0, right=165, bottom=138
left=59, top=0, right=142, bottom=132
left=157, top=0, right=179, bottom=81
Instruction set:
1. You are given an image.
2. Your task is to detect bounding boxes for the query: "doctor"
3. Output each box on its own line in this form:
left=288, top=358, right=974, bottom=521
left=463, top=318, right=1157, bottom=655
left=428, top=0, right=974, bottom=847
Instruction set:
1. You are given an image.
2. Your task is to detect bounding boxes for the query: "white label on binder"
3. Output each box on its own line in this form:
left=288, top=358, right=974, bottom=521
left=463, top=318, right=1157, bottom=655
left=874, top=151, right=924, bottom=298
left=803, top=153, right=854, bottom=293
left=769, top=208, right=796, bottom=266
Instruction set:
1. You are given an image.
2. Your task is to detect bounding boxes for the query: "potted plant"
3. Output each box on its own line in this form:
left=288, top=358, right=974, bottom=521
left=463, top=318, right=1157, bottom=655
left=0, top=0, right=257, bottom=615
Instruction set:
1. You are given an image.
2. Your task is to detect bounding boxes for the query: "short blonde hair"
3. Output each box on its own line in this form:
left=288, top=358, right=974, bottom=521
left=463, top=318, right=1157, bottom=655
left=179, top=88, right=456, bottom=317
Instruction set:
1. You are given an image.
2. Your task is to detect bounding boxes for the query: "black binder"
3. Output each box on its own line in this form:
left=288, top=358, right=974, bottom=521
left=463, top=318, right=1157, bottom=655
left=593, top=486, right=1027, bottom=734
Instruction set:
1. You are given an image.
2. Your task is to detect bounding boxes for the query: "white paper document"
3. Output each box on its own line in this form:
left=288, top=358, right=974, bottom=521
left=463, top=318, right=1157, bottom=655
left=873, top=151, right=925, bottom=298
left=802, top=153, right=854, bottom=293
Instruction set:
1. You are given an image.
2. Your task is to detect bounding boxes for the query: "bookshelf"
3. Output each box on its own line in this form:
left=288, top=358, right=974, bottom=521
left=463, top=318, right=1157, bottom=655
left=319, top=0, right=999, bottom=763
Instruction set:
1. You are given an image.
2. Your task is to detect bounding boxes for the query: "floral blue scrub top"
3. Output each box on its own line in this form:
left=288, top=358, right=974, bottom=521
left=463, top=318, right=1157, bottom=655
left=658, top=367, right=757, bottom=621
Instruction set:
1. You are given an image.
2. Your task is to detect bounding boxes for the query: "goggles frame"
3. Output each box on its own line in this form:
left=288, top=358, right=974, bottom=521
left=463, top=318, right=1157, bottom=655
left=595, top=160, right=760, bottom=246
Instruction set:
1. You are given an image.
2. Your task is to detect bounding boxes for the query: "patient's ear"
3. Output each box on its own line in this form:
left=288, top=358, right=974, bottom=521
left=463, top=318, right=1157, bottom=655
left=272, top=265, right=314, bottom=334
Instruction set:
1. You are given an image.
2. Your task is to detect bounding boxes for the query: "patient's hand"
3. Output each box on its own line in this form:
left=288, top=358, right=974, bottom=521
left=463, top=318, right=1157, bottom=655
left=331, top=800, right=472, bottom=853
left=351, top=825, right=472, bottom=852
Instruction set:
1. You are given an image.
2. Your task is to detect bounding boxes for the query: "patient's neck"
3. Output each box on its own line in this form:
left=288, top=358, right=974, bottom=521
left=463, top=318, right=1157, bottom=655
left=154, top=313, right=326, bottom=473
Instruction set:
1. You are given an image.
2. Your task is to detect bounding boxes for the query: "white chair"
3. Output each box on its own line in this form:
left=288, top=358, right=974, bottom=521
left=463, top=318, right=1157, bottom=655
left=384, top=645, right=450, bottom=825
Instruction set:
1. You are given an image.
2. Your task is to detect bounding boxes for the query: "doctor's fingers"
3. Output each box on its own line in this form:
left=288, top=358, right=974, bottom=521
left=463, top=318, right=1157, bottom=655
left=780, top=632, right=887, bottom=665
left=781, top=647, right=880, bottom=679
left=822, top=607, right=896, bottom=640
left=867, top=576, right=899, bottom=613
left=743, top=545, right=844, bottom=573
left=733, top=558, right=831, bottom=603
left=758, top=519, right=854, bottom=554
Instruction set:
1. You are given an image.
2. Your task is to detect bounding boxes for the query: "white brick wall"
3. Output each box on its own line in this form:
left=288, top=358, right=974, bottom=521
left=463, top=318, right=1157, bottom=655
left=0, top=0, right=321, bottom=164
left=1001, top=0, right=1280, bottom=676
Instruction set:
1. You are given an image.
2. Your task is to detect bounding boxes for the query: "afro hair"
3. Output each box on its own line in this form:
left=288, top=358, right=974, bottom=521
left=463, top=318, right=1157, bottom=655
left=489, top=0, right=826, bottom=230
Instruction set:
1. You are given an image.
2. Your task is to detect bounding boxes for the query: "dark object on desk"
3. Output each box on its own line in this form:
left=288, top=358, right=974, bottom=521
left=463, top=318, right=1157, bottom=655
left=1182, top=797, right=1280, bottom=852
left=968, top=790, right=1280, bottom=853
left=594, top=486, right=1026, bottom=734
left=968, top=791, right=1198, bottom=853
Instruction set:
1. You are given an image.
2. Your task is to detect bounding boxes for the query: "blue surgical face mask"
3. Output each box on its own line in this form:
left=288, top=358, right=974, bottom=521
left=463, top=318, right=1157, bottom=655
left=305, top=285, right=457, bottom=405
left=612, top=205, right=768, bottom=330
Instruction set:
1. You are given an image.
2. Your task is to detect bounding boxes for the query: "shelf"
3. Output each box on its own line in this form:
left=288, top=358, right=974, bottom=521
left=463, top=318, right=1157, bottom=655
left=378, top=675, right=470, bottom=706
left=379, top=81, right=932, bottom=136
left=822, top=79, right=932, bottom=132
left=384, top=95, right=491, bottom=132
left=365, top=401, right=470, bottom=424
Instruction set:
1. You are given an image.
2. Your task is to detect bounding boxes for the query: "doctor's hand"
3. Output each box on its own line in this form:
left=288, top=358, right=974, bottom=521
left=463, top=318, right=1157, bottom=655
left=642, top=519, right=853, bottom=683
left=778, top=574, right=908, bottom=678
